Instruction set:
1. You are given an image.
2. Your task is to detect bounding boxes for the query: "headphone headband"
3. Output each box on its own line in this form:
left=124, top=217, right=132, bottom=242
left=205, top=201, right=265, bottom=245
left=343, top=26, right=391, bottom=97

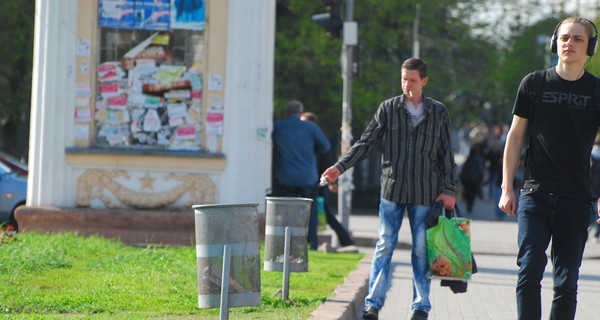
left=550, top=18, right=598, bottom=56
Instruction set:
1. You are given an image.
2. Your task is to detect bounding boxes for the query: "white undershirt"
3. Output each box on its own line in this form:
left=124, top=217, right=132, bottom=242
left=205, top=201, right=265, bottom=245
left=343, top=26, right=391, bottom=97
left=405, top=100, right=424, bottom=128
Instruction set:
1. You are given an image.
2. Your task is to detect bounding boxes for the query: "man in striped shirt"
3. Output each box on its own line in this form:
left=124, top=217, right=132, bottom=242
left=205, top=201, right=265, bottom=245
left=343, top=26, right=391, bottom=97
left=321, top=58, right=458, bottom=320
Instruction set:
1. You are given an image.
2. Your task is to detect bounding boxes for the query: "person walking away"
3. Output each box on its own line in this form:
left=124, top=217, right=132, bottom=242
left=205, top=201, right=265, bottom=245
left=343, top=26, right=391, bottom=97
left=321, top=58, right=458, bottom=320
left=460, top=143, right=485, bottom=213
left=486, top=124, right=505, bottom=201
left=499, top=17, right=600, bottom=320
left=300, top=112, right=356, bottom=252
left=272, top=100, right=331, bottom=250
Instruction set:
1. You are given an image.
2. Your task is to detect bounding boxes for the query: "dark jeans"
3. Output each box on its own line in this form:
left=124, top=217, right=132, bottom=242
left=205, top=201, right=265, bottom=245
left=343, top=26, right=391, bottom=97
left=320, top=187, right=354, bottom=247
left=275, top=184, right=319, bottom=250
left=516, top=189, right=590, bottom=320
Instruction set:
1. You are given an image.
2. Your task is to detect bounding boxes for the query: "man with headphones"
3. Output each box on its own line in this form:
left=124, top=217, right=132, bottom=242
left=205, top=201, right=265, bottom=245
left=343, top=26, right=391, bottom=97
left=499, top=17, right=600, bottom=319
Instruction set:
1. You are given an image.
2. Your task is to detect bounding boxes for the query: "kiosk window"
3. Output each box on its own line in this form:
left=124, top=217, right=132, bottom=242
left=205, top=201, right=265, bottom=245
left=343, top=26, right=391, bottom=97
left=95, top=2, right=205, bottom=151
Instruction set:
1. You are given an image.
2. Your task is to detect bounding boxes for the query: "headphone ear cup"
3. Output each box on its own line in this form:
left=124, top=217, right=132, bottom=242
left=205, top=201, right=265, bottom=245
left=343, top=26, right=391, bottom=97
left=588, top=36, right=598, bottom=56
left=550, top=32, right=558, bottom=53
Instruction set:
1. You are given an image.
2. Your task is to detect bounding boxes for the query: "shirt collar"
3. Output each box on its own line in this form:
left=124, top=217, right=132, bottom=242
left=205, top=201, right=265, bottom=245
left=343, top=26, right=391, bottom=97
left=401, top=94, right=432, bottom=114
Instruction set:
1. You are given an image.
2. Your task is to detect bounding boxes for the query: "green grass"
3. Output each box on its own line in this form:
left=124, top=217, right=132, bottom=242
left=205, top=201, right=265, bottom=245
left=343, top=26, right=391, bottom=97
left=0, top=232, right=363, bottom=319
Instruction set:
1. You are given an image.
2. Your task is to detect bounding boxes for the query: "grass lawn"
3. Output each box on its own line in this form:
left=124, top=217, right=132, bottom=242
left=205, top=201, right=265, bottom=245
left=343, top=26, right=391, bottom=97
left=0, top=232, right=363, bottom=319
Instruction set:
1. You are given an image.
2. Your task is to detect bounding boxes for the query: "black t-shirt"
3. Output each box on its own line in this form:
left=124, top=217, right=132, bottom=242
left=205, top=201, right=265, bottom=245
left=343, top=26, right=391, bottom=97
left=513, top=68, right=600, bottom=200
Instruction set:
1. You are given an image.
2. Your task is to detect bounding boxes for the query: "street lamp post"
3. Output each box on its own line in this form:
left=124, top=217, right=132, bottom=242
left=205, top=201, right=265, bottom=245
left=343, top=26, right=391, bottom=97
left=312, top=0, right=357, bottom=237
left=338, top=0, right=356, bottom=231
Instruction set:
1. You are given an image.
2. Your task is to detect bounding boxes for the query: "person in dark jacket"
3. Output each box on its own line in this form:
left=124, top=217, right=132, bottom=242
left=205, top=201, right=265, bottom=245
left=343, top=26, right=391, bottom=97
left=300, top=112, right=356, bottom=251
left=460, top=143, right=486, bottom=213
left=272, top=101, right=330, bottom=250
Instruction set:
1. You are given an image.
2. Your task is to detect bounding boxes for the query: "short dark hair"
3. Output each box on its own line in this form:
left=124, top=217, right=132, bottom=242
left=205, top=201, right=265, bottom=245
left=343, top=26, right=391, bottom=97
left=285, top=100, right=304, bottom=115
left=402, top=58, right=428, bottom=79
left=558, top=16, right=596, bottom=40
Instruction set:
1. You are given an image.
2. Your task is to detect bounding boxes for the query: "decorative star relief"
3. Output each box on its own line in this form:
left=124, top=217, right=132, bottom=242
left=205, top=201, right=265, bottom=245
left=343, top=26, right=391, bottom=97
left=139, top=173, right=156, bottom=190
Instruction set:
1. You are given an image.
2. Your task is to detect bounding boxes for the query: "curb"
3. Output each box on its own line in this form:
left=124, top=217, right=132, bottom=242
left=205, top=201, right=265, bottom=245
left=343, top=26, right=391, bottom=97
left=308, top=253, right=372, bottom=320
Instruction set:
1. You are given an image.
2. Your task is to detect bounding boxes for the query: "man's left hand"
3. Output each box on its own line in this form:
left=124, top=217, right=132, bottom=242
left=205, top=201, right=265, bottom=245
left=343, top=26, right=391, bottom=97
left=597, top=198, right=600, bottom=224
left=435, top=194, right=456, bottom=210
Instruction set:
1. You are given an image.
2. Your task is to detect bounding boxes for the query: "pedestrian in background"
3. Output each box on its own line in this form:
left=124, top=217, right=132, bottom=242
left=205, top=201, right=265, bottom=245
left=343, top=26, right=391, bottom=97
left=272, top=100, right=331, bottom=250
left=460, top=143, right=486, bottom=213
left=321, top=58, right=458, bottom=320
left=499, top=17, right=600, bottom=319
left=300, top=112, right=357, bottom=252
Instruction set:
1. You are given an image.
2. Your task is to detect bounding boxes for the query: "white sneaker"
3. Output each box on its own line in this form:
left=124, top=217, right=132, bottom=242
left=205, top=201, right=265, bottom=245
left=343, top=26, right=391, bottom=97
left=336, top=245, right=359, bottom=253
left=318, top=242, right=333, bottom=253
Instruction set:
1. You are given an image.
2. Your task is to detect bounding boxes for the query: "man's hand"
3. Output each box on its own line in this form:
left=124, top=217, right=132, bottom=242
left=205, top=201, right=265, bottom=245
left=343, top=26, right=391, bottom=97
left=328, top=183, right=338, bottom=193
left=321, top=166, right=341, bottom=186
left=499, top=189, right=517, bottom=216
left=435, top=194, right=455, bottom=210
left=597, top=199, right=600, bottom=224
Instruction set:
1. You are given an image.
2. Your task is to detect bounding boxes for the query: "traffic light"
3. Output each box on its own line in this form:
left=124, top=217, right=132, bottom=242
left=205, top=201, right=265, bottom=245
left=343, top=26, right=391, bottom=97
left=312, top=0, right=344, bottom=39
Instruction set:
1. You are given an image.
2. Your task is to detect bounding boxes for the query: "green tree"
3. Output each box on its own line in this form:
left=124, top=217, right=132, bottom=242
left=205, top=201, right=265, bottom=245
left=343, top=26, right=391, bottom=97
left=488, top=17, right=561, bottom=123
left=0, top=1, right=34, bottom=160
left=275, top=0, right=500, bottom=139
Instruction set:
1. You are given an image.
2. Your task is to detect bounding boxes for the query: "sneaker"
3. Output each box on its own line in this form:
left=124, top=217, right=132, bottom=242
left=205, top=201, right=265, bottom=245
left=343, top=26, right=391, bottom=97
left=317, top=242, right=333, bottom=253
left=336, top=245, right=359, bottom=253
left=411, top=310, right=428, bottom=320
left=362, top=306, right=379, bottom=320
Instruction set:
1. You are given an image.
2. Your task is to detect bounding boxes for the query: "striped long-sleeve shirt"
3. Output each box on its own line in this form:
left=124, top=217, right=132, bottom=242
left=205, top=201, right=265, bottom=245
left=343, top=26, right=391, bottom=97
left=335, top=94, right=458, bottom=205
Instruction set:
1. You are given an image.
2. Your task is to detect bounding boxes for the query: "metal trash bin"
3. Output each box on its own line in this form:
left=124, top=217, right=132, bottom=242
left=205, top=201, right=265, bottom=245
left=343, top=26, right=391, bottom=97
left=263, top=197, right=312, bottom=272
left=193, top=203, right=261, bottom=308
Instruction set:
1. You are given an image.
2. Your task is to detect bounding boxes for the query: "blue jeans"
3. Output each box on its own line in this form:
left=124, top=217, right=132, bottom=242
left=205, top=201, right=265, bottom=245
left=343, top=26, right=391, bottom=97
left=364, top=197, right=431, bottom=312
left=516, top=189, right=591, bottom=320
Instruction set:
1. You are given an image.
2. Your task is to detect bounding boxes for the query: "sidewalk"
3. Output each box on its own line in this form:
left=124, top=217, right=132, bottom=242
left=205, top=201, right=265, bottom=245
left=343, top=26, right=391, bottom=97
left=310, top=197, right=600, bottom=320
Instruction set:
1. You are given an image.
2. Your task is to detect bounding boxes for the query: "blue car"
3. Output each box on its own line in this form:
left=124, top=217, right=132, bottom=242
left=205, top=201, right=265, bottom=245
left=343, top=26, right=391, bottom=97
left=0, top=161, right=27, bottom=231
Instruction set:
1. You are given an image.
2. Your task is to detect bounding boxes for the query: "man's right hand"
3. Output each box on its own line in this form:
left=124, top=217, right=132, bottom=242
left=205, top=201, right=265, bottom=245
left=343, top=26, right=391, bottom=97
left=498, top=189, right=517, bottom=216
left=321, top=166, right=341, bottom=186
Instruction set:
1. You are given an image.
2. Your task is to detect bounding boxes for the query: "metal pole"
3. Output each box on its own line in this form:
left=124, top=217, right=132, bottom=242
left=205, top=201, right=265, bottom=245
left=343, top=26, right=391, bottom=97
left=338, top=0, right=355, bottom=230
left=412, top=3, right=421, bottom=58
left=219, top=245, right=231, bottom=320
left=282, top=227, right=291, bottom=300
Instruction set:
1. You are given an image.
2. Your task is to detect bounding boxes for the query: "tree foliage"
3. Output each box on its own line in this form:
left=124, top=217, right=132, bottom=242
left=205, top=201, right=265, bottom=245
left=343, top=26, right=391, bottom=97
left=0, top=0, right=34, bottom=158
left=275, top=0, right=500, bottom=140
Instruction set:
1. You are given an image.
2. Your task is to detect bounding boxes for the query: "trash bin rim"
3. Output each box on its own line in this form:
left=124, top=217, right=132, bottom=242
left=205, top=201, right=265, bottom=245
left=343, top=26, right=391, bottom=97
left=265, top=196, right=314, bottom=203
left=192, top=203, right=259, bottom=210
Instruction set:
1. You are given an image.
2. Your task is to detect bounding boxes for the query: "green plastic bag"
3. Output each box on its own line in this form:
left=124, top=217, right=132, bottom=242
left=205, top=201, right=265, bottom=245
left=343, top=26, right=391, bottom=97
left=426, top=215, right=472, bottom=281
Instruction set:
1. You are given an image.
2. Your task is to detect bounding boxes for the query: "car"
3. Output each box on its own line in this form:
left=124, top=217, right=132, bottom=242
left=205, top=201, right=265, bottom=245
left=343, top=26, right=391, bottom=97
left=0, top=161, right=27, bottom=231
left=0, top=151, right=28, bottom=176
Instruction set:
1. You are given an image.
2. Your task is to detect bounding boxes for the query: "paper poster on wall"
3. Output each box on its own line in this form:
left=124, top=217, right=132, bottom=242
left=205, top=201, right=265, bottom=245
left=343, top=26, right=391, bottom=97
left=74, top=124, right=90, bottom=140
left=208, top=74, right=222, bottom=92
left=170, top=0, right=205, bottom=30
left=99, top=0, right=136, bottom=29
left=209, top=95, right=223, bottom=109
left=75, top=108, right=92, bottom=122
left=134, top=0, right=170, bottom=30
left=77, top=39, right=92, bottom=57
left=80, top=61, right=90, bottom=76
left=76, top=98, right=89, bottom=107
left=206, top=108, right=224, bottom=136
left=257, top=128, right=269, bottom=142
left=76, top=83, right=92, bottom=97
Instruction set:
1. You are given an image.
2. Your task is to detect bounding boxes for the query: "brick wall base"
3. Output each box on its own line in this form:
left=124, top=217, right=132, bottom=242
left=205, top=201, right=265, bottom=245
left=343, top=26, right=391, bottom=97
left=15, top=206, right=267, bottom=247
